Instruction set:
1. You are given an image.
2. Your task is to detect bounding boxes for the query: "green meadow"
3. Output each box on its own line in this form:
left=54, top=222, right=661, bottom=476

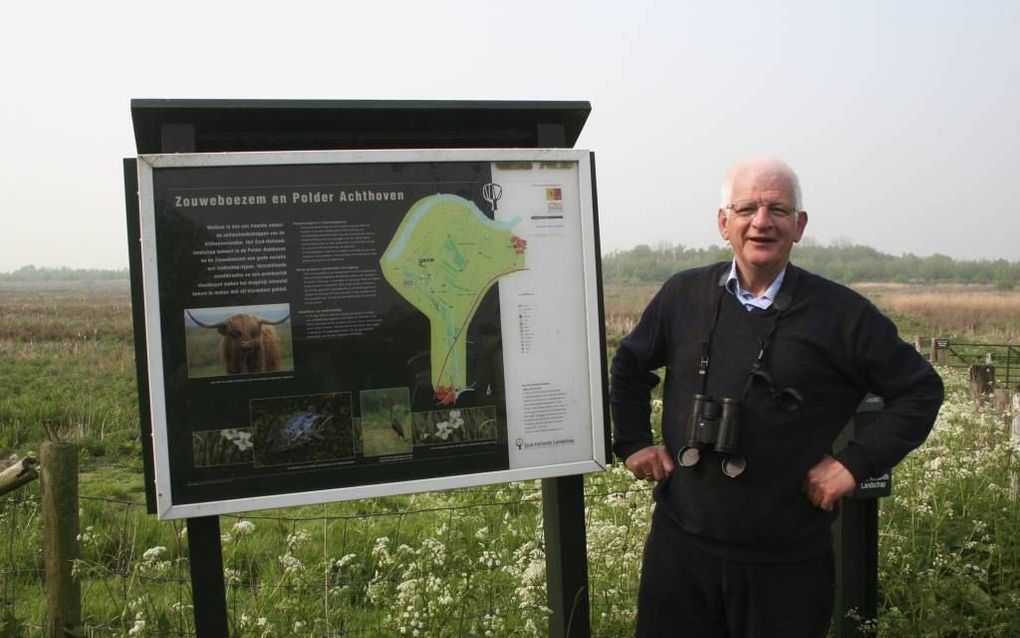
left=1, top=279, right=1019, bottom=636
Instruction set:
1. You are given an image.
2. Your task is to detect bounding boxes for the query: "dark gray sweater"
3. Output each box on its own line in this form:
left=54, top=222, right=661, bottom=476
left=611, top=262, right=943, bottom=561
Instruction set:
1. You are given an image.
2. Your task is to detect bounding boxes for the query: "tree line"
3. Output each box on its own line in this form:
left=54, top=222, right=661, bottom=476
left=602, top=241, right=1019, bottom=288
left=0, top=265, right=129, bottom=283
left=4, top=242, right=1018, bottom=288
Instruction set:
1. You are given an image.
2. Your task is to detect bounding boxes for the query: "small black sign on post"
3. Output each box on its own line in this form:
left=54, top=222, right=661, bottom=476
left=832, top=395, right=888, bottom=637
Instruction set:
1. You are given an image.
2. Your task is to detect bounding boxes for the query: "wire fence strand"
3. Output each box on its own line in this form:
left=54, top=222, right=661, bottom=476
left=1, top=475, right=654, bottom=637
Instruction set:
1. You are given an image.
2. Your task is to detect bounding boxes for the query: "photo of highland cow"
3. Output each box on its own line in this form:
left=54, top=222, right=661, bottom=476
left=192, top=427, right=255, bottom=468
left=250, top=393, right=354, bottom=468
left=412, top=406, right=498, bottom=446
left=184, top=304, right=294, bottom=378
left=359, top=388, right=413, bottom=457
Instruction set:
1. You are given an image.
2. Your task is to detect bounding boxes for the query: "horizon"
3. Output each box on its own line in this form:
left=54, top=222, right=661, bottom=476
left=3, top=237, right=1018, bottom=277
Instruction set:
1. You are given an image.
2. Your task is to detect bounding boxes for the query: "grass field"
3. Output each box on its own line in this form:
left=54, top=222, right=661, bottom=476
left=2, top=279, right=1019, bottom=636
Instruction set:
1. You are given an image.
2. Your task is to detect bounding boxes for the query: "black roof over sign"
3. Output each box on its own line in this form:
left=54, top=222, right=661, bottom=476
left=130, top=99, right=592, bottom=154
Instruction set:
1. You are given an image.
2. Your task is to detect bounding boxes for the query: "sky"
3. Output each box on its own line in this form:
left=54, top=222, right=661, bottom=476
left=2, top=0, right=1018, bottom=273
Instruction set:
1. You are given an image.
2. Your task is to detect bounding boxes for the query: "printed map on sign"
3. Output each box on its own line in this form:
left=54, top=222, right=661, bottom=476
left=380, top=193, right=526, bottom=406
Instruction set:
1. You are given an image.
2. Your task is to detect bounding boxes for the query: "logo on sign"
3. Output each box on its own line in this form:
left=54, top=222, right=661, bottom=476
left=545, top=187, right=563, bottom=212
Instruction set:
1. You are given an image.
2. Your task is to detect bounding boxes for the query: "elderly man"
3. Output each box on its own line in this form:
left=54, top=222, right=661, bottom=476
left=610, top=157, right=943, bottom=637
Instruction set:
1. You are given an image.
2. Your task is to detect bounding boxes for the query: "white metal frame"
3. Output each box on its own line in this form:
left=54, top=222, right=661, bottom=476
left=137, top=149, right=606, bottom=519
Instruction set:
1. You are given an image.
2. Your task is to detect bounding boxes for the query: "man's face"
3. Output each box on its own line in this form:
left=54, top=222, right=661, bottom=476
left=717, top=169, right=808, bottom=281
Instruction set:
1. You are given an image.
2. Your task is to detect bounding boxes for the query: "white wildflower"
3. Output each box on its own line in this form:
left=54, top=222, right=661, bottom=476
left=335, top=553, right=357, bottom=569
left=279, top=553, right=304, bottom=574
left=142, top=546, right=166, bottom=562
left=479, top=550, right=501, bottom=569
left=286, top=529, right=311, bottom=548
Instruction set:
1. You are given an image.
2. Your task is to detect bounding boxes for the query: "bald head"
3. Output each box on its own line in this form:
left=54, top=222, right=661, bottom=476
left=720, top=157, right=802, bottom=212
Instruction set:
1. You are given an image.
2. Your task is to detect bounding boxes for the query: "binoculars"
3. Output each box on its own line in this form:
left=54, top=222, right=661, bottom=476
left=677, top=394, right=746, bottom=478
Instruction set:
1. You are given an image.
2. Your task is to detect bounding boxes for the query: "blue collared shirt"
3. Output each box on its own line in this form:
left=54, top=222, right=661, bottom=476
left=724, top=261, right=786, bottom=311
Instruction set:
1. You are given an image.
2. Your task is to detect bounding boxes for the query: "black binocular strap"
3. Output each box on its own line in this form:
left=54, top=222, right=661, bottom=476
left=740, top=308, right=786, bottom=401
left=697, top=285, right=727, bottom=396
left=700, top=281, right=792, bottom=401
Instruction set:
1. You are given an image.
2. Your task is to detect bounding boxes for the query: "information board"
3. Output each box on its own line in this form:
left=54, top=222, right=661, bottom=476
left=136, top=149, right=606, bottom=519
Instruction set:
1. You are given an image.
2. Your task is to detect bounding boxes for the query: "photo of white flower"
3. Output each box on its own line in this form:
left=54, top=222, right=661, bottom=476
left=192, top=427, right=256, bottom=467
left=412, top=406, right=498, bottom=446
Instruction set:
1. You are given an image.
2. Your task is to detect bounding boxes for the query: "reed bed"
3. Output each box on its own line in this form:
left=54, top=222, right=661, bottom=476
left=855, top=284, right=1020, bottom=340
left=604, top=282, right=1020, bottom=342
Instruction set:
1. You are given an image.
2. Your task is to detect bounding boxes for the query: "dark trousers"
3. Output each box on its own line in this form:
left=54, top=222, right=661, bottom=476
left=636, top=511, right=834, bottom=638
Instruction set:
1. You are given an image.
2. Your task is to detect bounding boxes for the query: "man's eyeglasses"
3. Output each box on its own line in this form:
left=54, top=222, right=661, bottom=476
left=726, top=201, right=798, bottom=220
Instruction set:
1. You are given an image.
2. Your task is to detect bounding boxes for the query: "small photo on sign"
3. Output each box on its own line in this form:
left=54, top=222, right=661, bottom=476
left=184, top=304, right=294, bottom=379
left=358, top=387, right=413, bottom=457
left=412, top=406, right=498, bottom=446
left=192, top=427, right=255, bottom=468
left=250, top=393, right=355, bottom=468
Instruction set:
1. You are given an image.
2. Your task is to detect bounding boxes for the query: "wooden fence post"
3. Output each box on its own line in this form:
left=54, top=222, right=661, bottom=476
left=930, top=338, right=949, bottom=364
left=994, top=389, right=1012, bottom=415
left=1012, top=392, right=1020, bottom=447
left=0, top=456, right=38, bottom=497
left=1012, top=393, right=1020, bottom=498
left=969, top=365, right=995, bottom=405
left=40, top=442, right=81, bottom=638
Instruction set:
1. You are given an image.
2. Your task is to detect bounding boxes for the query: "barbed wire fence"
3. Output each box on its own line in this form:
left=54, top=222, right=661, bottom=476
left=1, top=472, right=653, bottom=637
